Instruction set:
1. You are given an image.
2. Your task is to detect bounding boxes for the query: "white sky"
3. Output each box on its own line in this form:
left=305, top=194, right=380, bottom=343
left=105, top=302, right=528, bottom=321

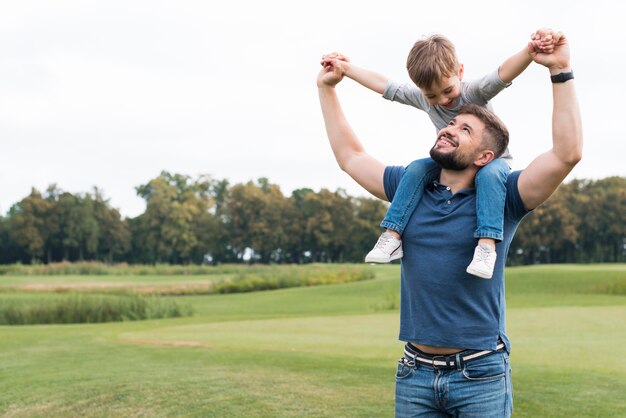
left=1, top=1, right=624, bottom=218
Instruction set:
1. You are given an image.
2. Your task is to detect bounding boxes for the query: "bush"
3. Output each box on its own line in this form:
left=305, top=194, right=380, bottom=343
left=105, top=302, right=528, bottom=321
left=0, top=262, right=247, bottom=276
left=0, top=263, right=377, bottom=296
left=0, top=293, right=192, bottom=325
left=213, top=265, right=375, bottom=294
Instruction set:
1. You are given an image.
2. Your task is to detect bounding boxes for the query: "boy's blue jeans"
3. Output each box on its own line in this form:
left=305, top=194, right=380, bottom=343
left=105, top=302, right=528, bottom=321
left=380, top=157, right=510, bottom=242
left=395, top=350, right=513, bottom=417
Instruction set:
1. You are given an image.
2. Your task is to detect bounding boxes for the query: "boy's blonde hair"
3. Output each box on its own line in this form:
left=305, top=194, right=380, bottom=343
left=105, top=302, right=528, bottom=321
left=406, top=35, right=459, bottom=89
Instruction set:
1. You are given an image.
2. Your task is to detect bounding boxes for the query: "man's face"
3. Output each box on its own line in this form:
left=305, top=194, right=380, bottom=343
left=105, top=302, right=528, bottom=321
left=429, top=114, right=485, bottom=170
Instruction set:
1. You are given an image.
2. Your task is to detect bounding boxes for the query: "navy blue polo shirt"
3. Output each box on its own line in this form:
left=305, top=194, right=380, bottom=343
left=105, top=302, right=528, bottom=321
left=384, top=167, right=530, bottom=351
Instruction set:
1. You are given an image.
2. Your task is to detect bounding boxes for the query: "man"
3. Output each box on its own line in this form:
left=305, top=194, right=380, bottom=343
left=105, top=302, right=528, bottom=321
left=317, top=31, right=581, bottom=417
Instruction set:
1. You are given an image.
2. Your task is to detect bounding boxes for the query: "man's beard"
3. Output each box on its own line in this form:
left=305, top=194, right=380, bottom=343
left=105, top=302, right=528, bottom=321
left=429, top=145, right=473, bottom=171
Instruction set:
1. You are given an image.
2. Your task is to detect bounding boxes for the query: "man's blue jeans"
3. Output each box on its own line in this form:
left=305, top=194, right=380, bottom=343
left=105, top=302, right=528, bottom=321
left=395, top=350, right=513, bottom=417
left=381, top=157, right=510, bottom=242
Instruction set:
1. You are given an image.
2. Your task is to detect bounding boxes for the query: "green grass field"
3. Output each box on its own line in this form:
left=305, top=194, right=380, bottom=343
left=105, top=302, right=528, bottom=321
left=0, top=264, right=624, bottom=417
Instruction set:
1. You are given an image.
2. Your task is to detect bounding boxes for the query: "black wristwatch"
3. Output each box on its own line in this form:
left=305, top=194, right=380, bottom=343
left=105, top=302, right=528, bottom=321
left=550, top=71, right=574, bottom=83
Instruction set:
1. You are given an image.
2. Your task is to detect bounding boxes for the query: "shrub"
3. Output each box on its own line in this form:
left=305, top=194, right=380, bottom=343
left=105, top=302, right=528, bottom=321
left=213, top=265, right=375, bottom=294
left=0, top=262, right=246, bottom=276
left=0, top=293, right=192, bottom=325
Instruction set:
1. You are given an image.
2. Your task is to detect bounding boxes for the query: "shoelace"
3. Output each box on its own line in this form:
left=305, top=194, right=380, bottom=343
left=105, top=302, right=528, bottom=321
left=475, top=247, right=495, bottom=263
left=374, top=234, right=393, bottom=249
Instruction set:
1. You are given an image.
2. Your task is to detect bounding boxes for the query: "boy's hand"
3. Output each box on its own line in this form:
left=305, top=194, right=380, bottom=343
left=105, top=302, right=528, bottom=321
left=529, top=30, right=570, bottom=72
left=321, top=52, right=350, bottom=66
left=317, top=56, right=345, bottom=88
left=320, top=51, right=388, bottom=95
left=320, top=52, right=351, bottom=79
left=319, top=52, right=352, bottom=87
left=529, top=28, right=558, bottom=54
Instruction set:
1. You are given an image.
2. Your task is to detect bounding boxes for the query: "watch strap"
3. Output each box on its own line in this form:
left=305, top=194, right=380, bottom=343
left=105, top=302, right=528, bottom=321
left=551, top=71, right=574, bottom=83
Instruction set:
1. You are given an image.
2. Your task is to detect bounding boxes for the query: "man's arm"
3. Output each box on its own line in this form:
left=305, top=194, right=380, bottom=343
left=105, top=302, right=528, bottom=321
left=321, top=53, right=388, bottom=95
left=517, top=31, right=583, bottom=210
left=317, top=60, right=388, bottom=200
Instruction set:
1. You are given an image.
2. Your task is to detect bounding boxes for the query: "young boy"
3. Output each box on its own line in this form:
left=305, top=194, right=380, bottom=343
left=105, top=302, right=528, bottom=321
left=321, top=30, right=554, bottom=279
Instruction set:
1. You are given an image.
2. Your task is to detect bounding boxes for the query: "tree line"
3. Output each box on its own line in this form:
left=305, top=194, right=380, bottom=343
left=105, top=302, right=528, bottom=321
left=0, top=172, right=623, bottom=265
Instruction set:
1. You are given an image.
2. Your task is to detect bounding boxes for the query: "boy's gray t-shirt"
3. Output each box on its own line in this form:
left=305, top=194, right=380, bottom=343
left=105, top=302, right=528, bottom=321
left=383, top=69, right=512, bottom=160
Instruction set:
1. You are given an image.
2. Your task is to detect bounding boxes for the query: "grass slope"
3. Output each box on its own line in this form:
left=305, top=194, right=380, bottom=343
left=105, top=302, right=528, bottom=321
left=0, top=264, right=624, bottom=417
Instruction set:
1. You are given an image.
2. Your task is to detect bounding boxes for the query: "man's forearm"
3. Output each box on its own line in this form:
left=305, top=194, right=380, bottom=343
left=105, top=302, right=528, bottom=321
left=498, top=47, right=533, bottom=84
left=317, top=84, right=387, bottom=200
left=550, top=67, right=583, bottom=165
left=318, top=85, right=364, bottom=169
left=517, top=70, right=582, bottom=210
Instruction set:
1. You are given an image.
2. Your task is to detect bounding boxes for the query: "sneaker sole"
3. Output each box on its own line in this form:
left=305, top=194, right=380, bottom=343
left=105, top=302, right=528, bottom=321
left=365, top=252, right=404, bottom=264
left=465, top=266, right=493, bottom=279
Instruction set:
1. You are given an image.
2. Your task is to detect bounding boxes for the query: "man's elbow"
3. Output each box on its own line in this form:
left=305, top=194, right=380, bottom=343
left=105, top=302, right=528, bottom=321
left=568, top=150, right=583, bottom=167
left=335, top=151, right=362, bottom=175
left=564, top=140, right=583, bottom=167
left=335, top=156, right=351, bottom=173
left=556, top=134, right=583, bottom=167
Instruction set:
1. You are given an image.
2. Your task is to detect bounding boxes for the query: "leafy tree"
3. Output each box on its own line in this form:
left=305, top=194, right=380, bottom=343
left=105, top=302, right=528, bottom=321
left=1, top=175, right=623, bottom=265
left=575, top=177, right=625, bottom=262
left=298, top=188, right=355, bottom=262
left=345, top=196, right=389, bottom=261
left=135, top=171, right=214, bottom=264
left=93, top=187, right=131, bottom=263
left=0, top=215, right=14, bottom=264
left=206, top=178, right=233, bottom=262
left=283, top=188, right=315, bottom=263
left=510, top=176, right=625, bottom=264
left=224, top=178, right=288, bottom=263
left=55, top=192, right=99, bottom=261
left=8, top=189, right=55, bottom=263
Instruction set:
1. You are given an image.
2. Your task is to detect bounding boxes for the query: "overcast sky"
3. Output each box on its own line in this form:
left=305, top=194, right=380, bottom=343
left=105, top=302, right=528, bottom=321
left=1, top=1, right=624, bottom=218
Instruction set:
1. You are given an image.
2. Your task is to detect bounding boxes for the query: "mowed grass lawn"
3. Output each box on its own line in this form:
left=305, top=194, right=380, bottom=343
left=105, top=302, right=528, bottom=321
left=0, top=264, right=624, bottom=417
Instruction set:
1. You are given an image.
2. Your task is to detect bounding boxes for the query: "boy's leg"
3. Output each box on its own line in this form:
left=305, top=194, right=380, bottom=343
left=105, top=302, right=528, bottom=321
left=466, top=158, right=510, bottom=278
left=380, top=158, right=440, bottom=235
left=365, top=158, right=439, bottom=263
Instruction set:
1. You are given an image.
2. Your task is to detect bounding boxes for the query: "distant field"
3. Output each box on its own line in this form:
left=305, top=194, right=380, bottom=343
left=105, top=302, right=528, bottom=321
left=0, top=264, right=624, bottom=417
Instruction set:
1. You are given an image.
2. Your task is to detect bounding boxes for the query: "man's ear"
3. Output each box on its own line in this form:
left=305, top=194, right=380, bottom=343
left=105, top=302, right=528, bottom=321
left=457, top=63, right=465, bottom=81
left=474, top=150, right=495, bottom=167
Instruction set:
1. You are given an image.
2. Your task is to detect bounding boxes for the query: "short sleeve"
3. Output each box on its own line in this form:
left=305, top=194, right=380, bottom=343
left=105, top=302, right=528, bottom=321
left=383, top=80, right=430, bottom=110
left=463, top=69, right=511, bottom=104
left=505, top=170, right=532, bottom=221
left=383, top=165, right=406, bottom=202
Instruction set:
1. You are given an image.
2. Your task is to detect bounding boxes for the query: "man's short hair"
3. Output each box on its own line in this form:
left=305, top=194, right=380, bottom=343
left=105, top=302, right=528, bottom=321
left=459, top=104, right=509, bottom=158
left=406, top=35, right=459, bottom=89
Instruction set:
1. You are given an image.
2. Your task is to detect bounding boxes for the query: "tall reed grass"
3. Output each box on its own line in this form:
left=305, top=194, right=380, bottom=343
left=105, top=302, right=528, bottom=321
left=0, top=263, right=376, bottom=297
left=0, top=262, right=375, bottom=278
left=213, top=265, right=375, bottom=294
left=0, top=262, right=243, bottom=276
left=0, top=293, right=192, bottom=325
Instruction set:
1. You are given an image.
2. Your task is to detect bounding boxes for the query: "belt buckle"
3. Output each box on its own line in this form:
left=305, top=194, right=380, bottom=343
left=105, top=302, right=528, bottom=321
left=431, top=355, right=453, bottom=369
left=402, top=356, right=416, bottom=367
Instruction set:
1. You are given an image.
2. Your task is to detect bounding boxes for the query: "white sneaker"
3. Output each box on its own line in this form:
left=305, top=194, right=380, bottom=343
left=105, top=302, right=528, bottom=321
left=365, top=232, right=403, bottom=264
left=466, top=243, right=497, bottom=279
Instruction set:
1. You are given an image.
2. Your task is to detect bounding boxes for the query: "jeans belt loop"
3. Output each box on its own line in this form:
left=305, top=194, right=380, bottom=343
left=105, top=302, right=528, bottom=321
left=455, top=352, right=463, bottom=370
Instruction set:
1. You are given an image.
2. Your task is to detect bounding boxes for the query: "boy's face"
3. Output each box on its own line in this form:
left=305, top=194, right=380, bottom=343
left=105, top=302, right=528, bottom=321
left=421, top=65, right=464, bottom=108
